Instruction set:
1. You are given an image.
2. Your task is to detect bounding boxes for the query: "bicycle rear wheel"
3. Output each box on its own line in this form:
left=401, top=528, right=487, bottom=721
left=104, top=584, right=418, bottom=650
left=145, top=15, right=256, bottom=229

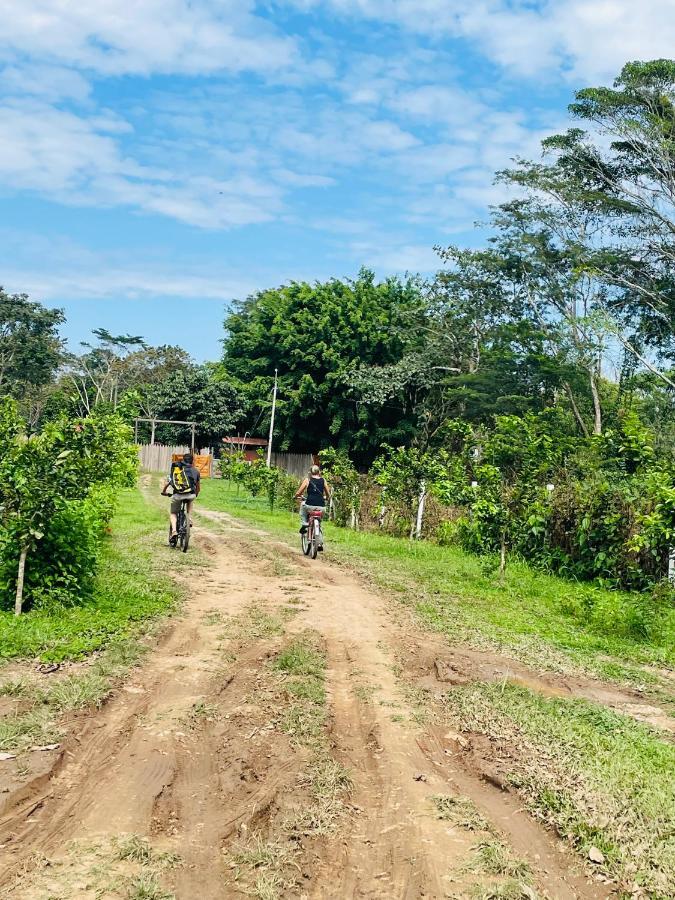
left=178, top=506, right=190, bottom=552
left=310, top=522, right=319, bottom=559
left=301, top=527, right=311, bottom=555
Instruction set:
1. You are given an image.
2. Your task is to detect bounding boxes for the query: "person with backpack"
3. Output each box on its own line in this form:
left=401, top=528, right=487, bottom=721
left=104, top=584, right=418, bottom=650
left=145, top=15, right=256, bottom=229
left=161, top=452, right=201, bottom=545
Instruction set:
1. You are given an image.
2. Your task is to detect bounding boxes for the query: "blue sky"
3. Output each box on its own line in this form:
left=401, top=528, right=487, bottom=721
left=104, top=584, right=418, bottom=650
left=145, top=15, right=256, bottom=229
left=1, top=1, right=672, bottom=360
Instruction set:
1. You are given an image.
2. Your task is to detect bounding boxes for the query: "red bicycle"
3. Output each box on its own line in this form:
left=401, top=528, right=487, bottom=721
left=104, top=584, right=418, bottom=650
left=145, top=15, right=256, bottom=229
left=301, top=508, right=324, bottom=559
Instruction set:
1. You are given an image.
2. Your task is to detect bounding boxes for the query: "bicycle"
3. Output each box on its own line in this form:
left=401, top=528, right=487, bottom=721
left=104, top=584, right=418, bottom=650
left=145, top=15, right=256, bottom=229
left=301, top=507, right=324, bottom=560
left=169, top=496, right=191, bottom=553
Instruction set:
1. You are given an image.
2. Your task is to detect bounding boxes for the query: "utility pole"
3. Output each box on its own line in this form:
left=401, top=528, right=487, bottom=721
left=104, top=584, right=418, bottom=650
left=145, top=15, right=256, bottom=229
left=266, top=369, right=278, bottom=467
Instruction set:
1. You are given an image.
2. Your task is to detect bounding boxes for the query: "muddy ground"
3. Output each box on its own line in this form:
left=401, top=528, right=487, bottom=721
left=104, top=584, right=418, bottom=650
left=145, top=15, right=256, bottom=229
left=0, top=504, right=669, bottom=899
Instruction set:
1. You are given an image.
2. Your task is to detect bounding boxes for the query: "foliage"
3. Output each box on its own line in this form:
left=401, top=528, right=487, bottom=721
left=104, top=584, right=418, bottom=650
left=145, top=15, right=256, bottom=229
left=0, top=487, right=181, bottom=661
left=219, top=451, right=296, bottom=513
left=0, top=399, right=137, bottom=611
left=318, top=448, right=360, bottom=527
left=221, top=268, right=426, bottom=464
left=142, top=364, right=246, bottom=447
left=0, top=290, right=65, bottom=397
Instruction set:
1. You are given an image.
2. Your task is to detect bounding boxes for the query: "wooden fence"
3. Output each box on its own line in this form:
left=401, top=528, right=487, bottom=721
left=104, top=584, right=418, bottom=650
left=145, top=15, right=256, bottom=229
left=139, top=445, right=314, bottom=481
left=138, top=444, right=212, bottom=476
left=270, top=452, right=314, bottom=479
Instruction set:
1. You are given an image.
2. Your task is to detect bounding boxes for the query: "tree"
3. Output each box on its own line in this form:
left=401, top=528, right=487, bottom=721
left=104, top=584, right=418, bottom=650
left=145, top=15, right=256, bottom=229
left=144, top=365, right=246, bottom=447
left=536, top=60, right=675, bottom=384
left=221, top=269, right=426, bottom=463
left=0, top=399, right=136, bottom=614
left=64, top=328, right=146, bottom=415
left=0, top=289, right=65, bottom=419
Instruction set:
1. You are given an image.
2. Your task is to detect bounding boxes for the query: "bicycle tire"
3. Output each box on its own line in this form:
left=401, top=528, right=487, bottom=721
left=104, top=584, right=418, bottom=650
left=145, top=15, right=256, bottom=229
left=179, top=504, right=190, bottom=552
left=301, top=524, right=311, bottom=555
left=310, top=522, right=319, bottom=559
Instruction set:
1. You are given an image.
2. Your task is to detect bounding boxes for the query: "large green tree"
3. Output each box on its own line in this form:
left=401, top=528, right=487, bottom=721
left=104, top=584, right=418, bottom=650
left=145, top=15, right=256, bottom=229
left=0, top=289, right=65, bottom=421
left=221, top=269, right=425, bottom=461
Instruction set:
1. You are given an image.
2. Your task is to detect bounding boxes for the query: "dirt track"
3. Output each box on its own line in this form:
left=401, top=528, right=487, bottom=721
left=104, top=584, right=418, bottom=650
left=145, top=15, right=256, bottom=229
left=0, top=507, right=621, bottom=898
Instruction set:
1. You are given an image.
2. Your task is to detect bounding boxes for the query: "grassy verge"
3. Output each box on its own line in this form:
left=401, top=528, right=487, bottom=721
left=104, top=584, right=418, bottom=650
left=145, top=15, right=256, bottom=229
left=444, top=682, right=675, bottom=896
left=197, top=481, right=675, bottom=685
left=0, top=487, right=187, bottom=663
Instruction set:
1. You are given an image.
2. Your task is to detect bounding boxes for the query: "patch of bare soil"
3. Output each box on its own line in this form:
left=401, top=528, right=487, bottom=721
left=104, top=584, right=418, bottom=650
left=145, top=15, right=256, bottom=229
left=0, top=506, right=614, bottom=899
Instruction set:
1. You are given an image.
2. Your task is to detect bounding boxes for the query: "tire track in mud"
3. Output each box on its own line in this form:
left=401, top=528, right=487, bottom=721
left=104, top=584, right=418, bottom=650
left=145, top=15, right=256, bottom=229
left=1, top=503, right=612, bottom=899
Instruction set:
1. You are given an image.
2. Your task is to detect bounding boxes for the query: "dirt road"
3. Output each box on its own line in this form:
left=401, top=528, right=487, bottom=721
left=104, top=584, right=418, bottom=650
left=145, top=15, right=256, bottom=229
left=0, top=507, right=615, bottom=899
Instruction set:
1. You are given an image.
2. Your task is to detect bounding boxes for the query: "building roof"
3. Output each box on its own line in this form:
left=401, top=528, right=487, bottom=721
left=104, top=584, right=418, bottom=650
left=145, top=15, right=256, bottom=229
left=222, top=436, right=268, bottom=447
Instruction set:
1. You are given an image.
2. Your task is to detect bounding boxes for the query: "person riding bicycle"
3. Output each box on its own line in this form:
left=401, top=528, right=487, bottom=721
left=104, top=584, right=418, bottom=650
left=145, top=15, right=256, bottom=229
left=295, top=464, right=331, bottom=536
left=161, top=452, right=201, bottom=545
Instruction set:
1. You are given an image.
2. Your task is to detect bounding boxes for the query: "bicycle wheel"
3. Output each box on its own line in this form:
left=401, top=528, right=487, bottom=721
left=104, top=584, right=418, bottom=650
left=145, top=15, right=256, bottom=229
left=179, top=505, right=191, bottom=552
left=301, top=523, right=311, bottom=555
left=310, top=521, right=319, bottom=559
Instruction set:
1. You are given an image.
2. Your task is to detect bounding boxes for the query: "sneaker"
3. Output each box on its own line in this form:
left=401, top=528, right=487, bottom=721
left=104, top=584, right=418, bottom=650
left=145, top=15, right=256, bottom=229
left=169, top=533, right=178, bottom=547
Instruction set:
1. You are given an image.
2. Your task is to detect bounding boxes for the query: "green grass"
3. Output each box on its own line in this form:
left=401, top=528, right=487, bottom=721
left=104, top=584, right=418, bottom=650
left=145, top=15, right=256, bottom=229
left=197, top=481, right=675, bottom=683
left=445, top=682, right=675, bottom=895
left=0, top=488, right=185, bottom=663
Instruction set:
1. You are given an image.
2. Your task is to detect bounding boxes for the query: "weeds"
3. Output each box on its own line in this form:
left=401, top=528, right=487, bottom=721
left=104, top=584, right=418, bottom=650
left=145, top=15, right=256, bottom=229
left=469, top=840, right=530, bottom=879
left=432, top=795, right=493, bottom=833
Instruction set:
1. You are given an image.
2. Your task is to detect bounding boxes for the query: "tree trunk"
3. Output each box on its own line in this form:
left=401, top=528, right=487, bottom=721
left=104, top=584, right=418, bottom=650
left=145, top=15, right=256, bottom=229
left=563, top=381, right=589, bottom=438
left=150, top=419, right=156, bottom=446
left=589, top=370, right=602, bottom=435
left=14, top=546, right=28, bottom=617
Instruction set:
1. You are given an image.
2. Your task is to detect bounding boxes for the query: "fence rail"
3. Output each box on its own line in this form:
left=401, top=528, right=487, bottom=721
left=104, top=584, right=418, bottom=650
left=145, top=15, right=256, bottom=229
left=138, top=444, right=211, bottom=475
left=270, top=452, right=314, bottom=479
left=139, top=445, right=314, bottom=480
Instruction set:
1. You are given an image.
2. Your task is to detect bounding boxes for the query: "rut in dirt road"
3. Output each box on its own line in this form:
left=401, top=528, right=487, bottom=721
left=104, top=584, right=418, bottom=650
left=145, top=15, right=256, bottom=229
left=0, top=508, right=611, bottom=899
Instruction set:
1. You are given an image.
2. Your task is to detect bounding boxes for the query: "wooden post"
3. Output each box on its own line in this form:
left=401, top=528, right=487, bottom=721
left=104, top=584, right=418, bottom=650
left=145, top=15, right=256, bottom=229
left=499, top=528, right=507, bottom=579
left=413, top=480, right=426, bottom=540
left=14, top=546, right=28, bottom=617
left=150, top=418, right=156, bottom=446
left=191, top=423, right=196, bottom=453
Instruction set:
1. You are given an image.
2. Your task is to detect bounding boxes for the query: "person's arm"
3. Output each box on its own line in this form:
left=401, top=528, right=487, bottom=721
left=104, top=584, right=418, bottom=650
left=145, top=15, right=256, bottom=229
left=195, top=471, right=201, bottom=496
left=294, top=478, right=308, bottom=501
left=161, top=476, right=171, bottom=496
left=323, top=479, right=332, bottom=501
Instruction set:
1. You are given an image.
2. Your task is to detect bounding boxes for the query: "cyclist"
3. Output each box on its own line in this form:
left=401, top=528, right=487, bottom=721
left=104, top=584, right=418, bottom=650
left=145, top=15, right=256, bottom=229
left=295, top=464, right=331, bottom=537
left=161, top=452, right=201, bottom=545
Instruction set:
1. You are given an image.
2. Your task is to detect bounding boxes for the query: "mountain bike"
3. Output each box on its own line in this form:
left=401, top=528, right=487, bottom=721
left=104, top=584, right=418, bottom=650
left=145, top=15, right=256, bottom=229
left=169, top=497, right=191, bottom=553
left=301, top=507, right=324, bottom=560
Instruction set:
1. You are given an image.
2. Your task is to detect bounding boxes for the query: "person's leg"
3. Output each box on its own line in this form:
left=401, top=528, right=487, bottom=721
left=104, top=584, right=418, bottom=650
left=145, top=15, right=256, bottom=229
left=170, top=496, right=179, bottom=539
left=186, top=499, right=194, bottom=525
left=299, top=502, right=310, bottom=532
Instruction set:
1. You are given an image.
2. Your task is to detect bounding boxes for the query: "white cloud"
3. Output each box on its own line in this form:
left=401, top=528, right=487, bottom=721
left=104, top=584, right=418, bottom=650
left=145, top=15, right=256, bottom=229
left=0, top=0, right=296, bottom=76
left=0, top=100, right=285, bottom=228
left=291, top=0, right=675, bottom=81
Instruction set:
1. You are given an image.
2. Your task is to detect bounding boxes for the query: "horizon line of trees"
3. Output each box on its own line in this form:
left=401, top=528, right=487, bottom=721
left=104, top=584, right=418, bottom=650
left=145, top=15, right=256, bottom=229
left=3, top=58, right=675, bottom=597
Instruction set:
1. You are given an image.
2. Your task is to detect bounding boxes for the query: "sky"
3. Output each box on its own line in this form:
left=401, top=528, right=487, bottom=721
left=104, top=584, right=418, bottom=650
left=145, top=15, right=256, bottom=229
left=1, top=1, right=674, bottom=361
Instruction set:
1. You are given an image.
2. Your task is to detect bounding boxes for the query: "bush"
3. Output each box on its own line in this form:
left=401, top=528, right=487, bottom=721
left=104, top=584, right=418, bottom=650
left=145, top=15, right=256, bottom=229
left=0, top=400, right=136, bottom=613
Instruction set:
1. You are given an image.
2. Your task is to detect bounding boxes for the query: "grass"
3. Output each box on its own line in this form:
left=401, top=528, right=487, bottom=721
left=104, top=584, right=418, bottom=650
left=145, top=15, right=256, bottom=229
left=432, top=795, right=493, bottom=833
left=445, top=681, right=675, bottom=895
left=197, top=481, right=675, bottom=687
left=0, top=643, right=149, bottom=751
left=0, top=488, right=186, bottom=663
left=468, top=840, right=531, bottom=879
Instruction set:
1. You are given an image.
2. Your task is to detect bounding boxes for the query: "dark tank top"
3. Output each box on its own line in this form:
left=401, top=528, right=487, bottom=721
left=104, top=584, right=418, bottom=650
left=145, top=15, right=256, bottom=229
left=306, top=476, right=326, bottom=506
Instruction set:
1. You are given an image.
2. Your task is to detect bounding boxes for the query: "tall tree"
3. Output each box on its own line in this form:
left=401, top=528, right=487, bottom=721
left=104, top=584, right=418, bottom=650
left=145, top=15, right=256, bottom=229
left=537, top=60, right=675, bottom=384
left=221, top=269, right=426, bottom=461
left=0, top=289, right=64, bottom=411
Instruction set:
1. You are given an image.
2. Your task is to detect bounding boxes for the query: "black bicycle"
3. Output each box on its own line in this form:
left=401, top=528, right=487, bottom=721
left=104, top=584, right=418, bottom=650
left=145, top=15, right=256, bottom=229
left=169, top=498, right=191, bottom=553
